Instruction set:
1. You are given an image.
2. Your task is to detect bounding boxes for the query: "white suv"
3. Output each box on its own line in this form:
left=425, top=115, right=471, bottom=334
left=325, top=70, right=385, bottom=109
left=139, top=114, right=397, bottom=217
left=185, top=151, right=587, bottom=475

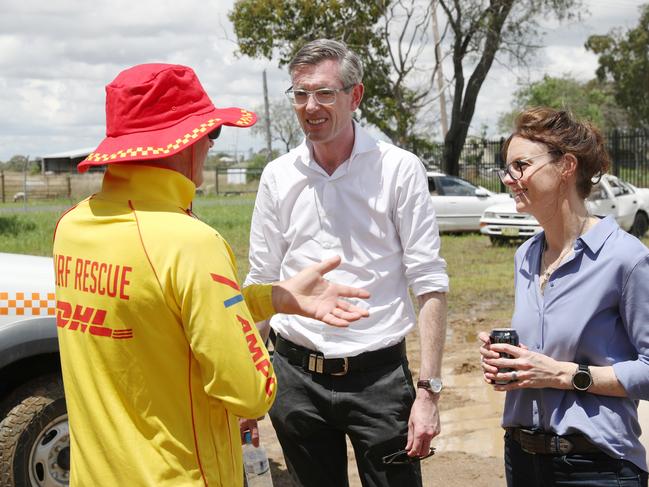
left=0, top=253, right=68, bottom=487
left=479, top=174, right=649, bottom=244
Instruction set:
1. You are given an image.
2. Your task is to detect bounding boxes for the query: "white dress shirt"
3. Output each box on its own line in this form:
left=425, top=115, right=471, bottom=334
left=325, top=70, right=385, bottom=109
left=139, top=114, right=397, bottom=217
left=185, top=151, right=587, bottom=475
left=245, top=123, right=449, bottom=358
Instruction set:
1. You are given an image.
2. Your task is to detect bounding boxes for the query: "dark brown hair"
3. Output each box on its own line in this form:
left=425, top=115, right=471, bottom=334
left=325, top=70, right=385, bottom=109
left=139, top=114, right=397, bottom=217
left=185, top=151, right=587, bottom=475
left=501, top=107, right=611, bottom=198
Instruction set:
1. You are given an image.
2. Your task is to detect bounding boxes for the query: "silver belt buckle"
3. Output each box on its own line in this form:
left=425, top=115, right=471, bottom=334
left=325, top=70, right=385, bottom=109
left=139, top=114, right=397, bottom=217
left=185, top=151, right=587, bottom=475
left=308, top=353, right=324, bottom=374
left=331, top=357, right=349, bottom=376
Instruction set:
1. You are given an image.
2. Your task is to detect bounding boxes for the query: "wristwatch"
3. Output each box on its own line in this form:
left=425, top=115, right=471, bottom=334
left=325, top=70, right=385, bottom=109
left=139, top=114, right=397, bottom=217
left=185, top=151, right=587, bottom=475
left=571, top=364, right=593, bottom=391
left=416, top=378, right=443, bottom=394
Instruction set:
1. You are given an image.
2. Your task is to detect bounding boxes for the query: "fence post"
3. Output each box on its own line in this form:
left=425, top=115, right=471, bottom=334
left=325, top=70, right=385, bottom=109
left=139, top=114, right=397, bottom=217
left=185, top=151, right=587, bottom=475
left=67, top=175, right=72, bottom=199
left=215, top=167, right=220, bottom=195
left=611, top=129, right=620, bottom=176
left=498, top=137, right=506, bottom=193
left=0, top=170, right=4, bottom=203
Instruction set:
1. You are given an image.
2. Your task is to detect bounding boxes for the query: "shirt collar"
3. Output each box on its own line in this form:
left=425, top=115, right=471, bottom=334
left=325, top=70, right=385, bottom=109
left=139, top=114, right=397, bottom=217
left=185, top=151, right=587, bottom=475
left=100, top=164, right=195, bottom=209
left=295, top=120, right=380, bottom=175
left=523, top=214, right=617, bottom=267
left=579, top=215, right=617, bottom=254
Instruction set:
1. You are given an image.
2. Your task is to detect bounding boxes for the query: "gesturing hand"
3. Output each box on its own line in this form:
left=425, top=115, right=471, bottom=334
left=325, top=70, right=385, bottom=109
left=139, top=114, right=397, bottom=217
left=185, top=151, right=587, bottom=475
left=273, top=256, right=371, bottom=327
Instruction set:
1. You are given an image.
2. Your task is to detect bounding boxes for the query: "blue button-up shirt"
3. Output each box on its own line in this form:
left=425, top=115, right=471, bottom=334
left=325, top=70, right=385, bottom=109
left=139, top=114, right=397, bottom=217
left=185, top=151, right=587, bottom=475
left=503, top=216, right=649, bottom=471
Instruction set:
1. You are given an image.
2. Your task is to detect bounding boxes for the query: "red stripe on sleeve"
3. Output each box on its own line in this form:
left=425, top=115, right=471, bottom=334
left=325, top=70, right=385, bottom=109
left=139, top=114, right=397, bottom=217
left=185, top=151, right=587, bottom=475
left=210, top=274, right=241, bottom=291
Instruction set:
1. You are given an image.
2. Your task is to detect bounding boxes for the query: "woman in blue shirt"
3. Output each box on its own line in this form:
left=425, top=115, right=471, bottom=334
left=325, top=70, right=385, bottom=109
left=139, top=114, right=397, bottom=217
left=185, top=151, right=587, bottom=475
left=479, top=107, right=649, bottom=487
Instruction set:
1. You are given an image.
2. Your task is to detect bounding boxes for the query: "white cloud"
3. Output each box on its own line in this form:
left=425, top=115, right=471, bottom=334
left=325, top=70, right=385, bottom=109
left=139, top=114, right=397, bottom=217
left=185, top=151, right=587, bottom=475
left=0, top=0, right=644, bottom=160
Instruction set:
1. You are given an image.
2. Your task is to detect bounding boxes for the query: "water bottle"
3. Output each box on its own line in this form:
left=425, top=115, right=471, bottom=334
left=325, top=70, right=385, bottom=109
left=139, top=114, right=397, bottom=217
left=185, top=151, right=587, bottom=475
left=242, top=431, right=273, bottom=487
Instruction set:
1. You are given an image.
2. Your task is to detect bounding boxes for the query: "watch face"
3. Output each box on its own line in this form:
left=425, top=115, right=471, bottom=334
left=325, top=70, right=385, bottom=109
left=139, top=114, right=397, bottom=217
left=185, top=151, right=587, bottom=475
left=428, top=379, right=443, bottom=394
left=573, top=371, right=592, bottom=391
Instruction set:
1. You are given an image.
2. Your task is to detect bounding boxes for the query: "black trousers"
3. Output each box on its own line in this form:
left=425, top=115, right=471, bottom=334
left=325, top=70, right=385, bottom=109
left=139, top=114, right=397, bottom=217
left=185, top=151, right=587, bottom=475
left=269, top=350, right=423, bottom=487
left=505, top=431, right=648, bottom=487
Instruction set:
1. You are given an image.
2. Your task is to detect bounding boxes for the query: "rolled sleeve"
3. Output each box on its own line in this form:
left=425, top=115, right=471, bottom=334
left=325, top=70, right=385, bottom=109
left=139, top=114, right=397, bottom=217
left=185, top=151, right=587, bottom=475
left=614, top=254, right=649, bottom=400
left=395, top=156, right=449, bottom=296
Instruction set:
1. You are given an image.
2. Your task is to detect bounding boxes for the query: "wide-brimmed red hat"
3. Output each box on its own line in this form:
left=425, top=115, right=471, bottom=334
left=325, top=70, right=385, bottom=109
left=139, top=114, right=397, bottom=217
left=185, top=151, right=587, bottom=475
left=78, top=63, right=256, bottom=173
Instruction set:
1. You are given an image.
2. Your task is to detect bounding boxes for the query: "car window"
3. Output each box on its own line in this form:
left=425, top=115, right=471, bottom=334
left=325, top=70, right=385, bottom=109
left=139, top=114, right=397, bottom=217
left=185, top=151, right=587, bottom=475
left=619, top=180, right=635, bottom=194
left=608, top=179, right=631, bottom=197
left=428, top=177, right=438, bottom=195
left=438, top=176, right=478, bottom=196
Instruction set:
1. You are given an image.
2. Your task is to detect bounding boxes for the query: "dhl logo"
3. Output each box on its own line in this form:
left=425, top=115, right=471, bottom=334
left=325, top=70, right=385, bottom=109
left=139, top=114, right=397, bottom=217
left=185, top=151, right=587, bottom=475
left=56, top=300, right=133, bottom=340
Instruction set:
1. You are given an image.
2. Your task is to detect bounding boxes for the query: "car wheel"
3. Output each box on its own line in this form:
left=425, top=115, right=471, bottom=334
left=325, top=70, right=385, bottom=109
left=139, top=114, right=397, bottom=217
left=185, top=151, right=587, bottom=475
left=0, top=375, right=69, bottom=487
left=630, top=212, right=649, bottom=238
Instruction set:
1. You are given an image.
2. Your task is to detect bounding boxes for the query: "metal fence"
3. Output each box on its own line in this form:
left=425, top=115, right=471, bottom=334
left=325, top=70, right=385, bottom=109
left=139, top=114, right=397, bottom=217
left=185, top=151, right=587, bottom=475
left=201, top=168, right=264, bottom=196
left=607, top=129, right=649, bottom=189
left=1, top=129, right=646, bottom=203
left=418, top=138, right=505, bottom=193
left=0, top=171, right=104, bottom=203
left=0, top=169, right=265, bottom=202
left=418, top=128, right=649, bottom=192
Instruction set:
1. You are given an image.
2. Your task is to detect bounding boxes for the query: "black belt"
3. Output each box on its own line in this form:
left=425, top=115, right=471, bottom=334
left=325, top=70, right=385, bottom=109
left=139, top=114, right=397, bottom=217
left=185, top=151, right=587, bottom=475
left=506, top=427, right=602, bottom=455
left=274, top=334, right=406, bottom=376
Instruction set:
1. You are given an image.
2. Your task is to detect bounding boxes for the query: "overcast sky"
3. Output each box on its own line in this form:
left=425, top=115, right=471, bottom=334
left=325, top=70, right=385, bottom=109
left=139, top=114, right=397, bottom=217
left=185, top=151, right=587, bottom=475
left=0, top=0, right=643, bottom=162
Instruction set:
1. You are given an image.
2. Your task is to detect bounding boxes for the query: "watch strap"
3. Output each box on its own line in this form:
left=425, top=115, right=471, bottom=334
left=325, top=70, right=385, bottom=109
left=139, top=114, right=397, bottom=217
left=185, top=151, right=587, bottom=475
left=572, top=363, right=593, bottom=391
left=416, top=378, right=442, bottom=393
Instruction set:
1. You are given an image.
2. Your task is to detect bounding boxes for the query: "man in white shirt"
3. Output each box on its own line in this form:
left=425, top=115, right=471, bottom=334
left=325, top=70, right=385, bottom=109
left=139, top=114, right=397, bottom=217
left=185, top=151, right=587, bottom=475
left=245, top=39, right=449, bottom=487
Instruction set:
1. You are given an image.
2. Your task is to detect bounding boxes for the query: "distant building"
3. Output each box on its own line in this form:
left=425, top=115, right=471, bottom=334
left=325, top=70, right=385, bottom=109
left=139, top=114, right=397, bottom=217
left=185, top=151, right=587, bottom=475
left=42, top=148, right=97, bottom=173
left=226, top=167, right=247, bottom=185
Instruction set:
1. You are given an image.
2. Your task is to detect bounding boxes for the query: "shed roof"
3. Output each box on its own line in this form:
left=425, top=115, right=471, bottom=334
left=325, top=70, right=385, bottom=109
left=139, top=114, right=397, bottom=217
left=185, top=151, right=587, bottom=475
left=42, top=147, right=95, bottom=159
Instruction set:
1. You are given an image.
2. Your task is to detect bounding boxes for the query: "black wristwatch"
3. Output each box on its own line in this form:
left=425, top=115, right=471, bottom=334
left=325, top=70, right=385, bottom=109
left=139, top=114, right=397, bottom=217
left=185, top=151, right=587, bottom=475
left=571, top=364, right=593, bottom=391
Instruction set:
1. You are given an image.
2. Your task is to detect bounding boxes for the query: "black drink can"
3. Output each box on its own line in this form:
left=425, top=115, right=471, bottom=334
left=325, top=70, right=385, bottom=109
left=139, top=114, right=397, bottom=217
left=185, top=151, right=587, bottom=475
left=490, top=328, right=519, bottom=385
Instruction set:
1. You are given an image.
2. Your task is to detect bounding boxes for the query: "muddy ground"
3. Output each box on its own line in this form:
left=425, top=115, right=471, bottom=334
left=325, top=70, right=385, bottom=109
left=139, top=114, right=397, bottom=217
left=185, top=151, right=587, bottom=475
left=257, top=315, right=508, bottom=487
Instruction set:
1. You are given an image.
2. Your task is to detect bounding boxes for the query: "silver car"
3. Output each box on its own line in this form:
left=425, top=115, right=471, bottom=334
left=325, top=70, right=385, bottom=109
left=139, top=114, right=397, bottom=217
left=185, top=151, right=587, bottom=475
left=427, top=171, right=511, bottom=232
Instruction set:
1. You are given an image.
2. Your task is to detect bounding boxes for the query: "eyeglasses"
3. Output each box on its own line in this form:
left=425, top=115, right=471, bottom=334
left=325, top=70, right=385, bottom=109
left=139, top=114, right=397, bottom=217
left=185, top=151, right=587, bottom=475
left=498, top=150, right=562, bottom=182
left=208, top=126, right=222, bottom=140
left=284, top=85, right=354, bottom=106
left=382, top=447, right=435, bottom=465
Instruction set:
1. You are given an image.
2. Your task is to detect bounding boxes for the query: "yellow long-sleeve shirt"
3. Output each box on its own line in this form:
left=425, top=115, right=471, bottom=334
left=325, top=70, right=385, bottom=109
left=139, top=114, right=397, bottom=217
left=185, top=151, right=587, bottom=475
left=53, top=164, right=276, bottom=486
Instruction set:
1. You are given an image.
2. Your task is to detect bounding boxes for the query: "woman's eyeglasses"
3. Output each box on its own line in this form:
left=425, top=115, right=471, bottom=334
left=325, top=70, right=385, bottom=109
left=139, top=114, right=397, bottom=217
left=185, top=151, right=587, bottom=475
left=498, top=150, right=562, bottom=182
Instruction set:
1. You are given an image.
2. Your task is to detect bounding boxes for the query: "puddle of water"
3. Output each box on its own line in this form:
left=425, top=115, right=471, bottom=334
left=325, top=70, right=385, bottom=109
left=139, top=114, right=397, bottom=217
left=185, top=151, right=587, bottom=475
left=437, top=366, right=505, bottom=457
left=438, top=367, right=649, bottom=464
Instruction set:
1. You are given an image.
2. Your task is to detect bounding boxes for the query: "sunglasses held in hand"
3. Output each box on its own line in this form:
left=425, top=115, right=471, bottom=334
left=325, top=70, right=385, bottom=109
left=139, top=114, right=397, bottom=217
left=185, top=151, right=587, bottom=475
left=382, top=447, right=435, bottom=465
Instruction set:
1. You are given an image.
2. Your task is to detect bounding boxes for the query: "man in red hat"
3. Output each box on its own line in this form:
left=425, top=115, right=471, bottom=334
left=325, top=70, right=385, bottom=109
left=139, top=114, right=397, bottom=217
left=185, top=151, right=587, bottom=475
left=53, top=63, right=370, bottom=487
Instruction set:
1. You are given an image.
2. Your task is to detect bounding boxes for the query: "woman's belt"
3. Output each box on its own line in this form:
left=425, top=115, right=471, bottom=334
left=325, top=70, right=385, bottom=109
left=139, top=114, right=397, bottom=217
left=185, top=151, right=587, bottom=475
left=274, top=334, right=406, bottom=376
left=506, top=427, right=602, bottom=455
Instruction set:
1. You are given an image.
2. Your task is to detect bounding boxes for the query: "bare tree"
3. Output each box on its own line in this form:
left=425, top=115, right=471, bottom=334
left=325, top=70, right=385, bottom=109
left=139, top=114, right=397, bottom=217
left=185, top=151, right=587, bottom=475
left=253, top=99, right=303, bottom=154
left=230, top=0, right=579, bottom=171
left=437, top=0, right=580, bottom=175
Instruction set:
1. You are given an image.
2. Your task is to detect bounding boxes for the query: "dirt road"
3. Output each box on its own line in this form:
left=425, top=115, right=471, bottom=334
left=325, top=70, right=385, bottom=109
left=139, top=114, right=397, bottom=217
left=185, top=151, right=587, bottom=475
left=258, top=315, right=508, bottom=487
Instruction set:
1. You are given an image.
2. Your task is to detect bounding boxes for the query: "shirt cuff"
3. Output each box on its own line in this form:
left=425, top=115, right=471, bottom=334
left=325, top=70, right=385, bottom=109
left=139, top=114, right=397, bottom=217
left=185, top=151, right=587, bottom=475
left=242, top=284, right=276, bottom=323
left=612, top=360, right=649, bottom=400
left=410, top=275, right=450, bottom=296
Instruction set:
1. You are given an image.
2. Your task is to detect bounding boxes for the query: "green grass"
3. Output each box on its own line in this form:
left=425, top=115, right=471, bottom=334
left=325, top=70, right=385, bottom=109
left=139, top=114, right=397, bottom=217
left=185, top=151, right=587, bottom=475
left=192, top=198, right=255, bottom=276
left=0, top=211, right=60, bottom=255
left=2, top=196, right=648, bottom=325
left=443, top=233, right=516, bottom=323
